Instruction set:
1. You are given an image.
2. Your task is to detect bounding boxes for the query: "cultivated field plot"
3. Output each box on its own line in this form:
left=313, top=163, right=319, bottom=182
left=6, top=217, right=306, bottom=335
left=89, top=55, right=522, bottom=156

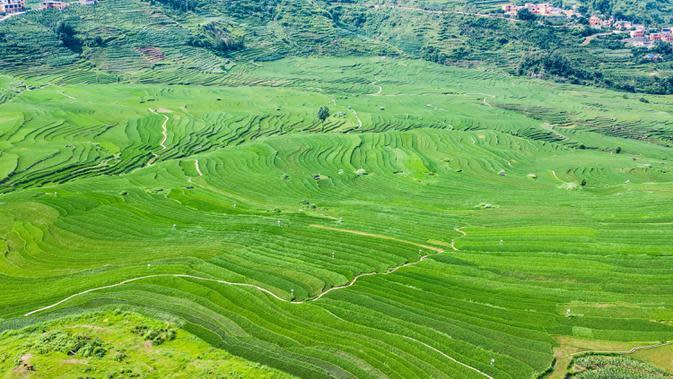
left=1, top=57, right=673, bottom=378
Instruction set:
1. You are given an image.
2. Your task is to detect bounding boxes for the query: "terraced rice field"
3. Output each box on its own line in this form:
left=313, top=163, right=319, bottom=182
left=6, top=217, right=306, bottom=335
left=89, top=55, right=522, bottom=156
left=1, top=57, right=673, bottom=378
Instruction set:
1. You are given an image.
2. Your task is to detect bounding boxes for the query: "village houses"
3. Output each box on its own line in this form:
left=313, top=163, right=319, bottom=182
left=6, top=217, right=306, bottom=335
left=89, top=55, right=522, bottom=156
left=614, top=20, right=633, bottom=30
left=589, top=15, right=616, bottom=28
left=501, top=5, right=673, bottom=49
left=41, top=0, right=68, bottom=10
left=502, top=2, right=579, bottom=18
left=0, top=0, right=25, bottom=14
left=626, top=27, right=673, bottom=47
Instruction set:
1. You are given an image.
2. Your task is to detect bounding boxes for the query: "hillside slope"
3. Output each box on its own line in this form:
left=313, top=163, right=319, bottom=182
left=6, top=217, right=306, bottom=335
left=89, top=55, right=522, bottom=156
left=0, top=57, right=672, bottom=378
left=2, top=0, right=673, bottom=93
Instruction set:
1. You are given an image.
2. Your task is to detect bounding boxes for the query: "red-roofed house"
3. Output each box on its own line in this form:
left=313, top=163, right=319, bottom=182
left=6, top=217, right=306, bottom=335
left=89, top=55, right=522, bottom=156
left=649, top=33, right=664, bottom=41
left=42, top=0, right=68, bottom=10
left=589, top=15, right=603, bottom=27
left=630, top=29, right=645, bottom=38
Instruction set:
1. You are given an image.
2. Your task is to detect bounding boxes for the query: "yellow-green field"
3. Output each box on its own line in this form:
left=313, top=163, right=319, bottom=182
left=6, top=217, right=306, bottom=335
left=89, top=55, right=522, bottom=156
left=0, top=311, right=291, bottom=378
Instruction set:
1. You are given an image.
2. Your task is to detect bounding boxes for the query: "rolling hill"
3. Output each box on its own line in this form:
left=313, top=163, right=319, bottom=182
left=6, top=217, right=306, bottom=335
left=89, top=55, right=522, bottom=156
left=1, top=1, right=673, bottom=378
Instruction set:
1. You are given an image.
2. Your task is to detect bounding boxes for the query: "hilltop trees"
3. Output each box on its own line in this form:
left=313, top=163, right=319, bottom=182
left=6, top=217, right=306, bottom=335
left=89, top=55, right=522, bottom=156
left=585, top=0, right=666, bottom=24
left=148, top=0, right=198, bottom=12
left=55, top=22, right=82, bottom=53
left=421, top=45, right=448, bottom=64
left=517, top=8, right=537, bottom=21
left=187, top=23, right=245, bottom=56
left=517, top=52, right=595, bottom=83
left=651, top=40, right=673, bottom=57
left=318, top=106, right=330, bottom=122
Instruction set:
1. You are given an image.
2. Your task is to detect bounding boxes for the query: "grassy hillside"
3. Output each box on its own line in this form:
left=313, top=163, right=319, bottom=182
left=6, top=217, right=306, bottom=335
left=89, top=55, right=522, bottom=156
left=0, top=310, right=291, bottom=378
left=0, top=56, right=672, bottom=377
left=3, top=0, right=673, bottom=93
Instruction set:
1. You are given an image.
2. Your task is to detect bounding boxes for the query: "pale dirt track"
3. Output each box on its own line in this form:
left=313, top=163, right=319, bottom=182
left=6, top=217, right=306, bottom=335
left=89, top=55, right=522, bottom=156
left=580, top=30, right=626, bottom=46
left=309, top=224, right=445, bottom=252
left=369, top=82, right=383, bottom=96
left=146, top=109, right=170, bottom=166
left=149, top=108, right=170, bottom=150
left=25, top=225, right=465, bottom=313
left=351, top=108, right=363, bottom=128
left=22, top=226, right=489, bottom=377
left=194, top=159, right=203, bottom=176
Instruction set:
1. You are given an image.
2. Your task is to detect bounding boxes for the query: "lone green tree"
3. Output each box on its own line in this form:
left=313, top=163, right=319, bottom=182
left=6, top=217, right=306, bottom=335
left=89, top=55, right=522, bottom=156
left=318, top=106, right=330, bottom=122
left=55, top=22, right=82, bottom=52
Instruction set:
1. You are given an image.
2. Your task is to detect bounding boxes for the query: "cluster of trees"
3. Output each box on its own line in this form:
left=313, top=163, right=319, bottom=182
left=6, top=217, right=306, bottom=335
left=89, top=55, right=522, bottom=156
left=585, top=0, right=669, bottom=24
left=329, top=5, right=368, bottom=28
left=517, top=50, right=673, bottom=94
left=54, top=21, right=82, bottom=52
left=187, top=23, right=245, bottom=56
left=51, top=21, right=105, bottom=53
left=651, top=41, right=673, bottom=56
left=38, top=331, right=108, bottom=358
left=516, top=52, right=602, bottom=84
left=420, top=45, right=449, bottom=64
left=221, top=0, right=280, bottom=21
left=633, top=75, right=673, bottom=94
left=145, top=0, right=198, bottom=12
left=516, top=8, right=538, bottom=21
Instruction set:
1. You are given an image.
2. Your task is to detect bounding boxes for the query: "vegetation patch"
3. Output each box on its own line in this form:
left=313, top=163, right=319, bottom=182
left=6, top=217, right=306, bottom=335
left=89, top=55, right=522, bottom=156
left=0, top=311, right=292, bottom=378
left=568, top=354, right=671, bottom=378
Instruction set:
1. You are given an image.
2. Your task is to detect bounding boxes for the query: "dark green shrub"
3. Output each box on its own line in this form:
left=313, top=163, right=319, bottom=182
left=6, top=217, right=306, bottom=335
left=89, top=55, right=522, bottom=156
left=131, top=325, right=176, bottom=345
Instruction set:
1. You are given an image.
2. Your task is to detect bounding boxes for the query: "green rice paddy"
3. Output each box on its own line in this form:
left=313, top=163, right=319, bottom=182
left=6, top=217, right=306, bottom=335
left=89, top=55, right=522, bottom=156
left=1, top=56, right=673, bottom=378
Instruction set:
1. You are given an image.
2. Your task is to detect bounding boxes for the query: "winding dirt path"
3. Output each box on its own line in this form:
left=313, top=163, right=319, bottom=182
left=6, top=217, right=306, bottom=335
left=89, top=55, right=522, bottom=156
left=194, top=159, right=203, bottom=177
left=583, top=341, right=673, bottom=355
left=0, top=11, right=25, bottom=23
left=447, top=227, right=466, bottom=251
left=299, top=246, right=446, bottom=303
left=24, top=247, right=453, bottom=317
left=145, top=109, right=170, bottom=166
left=309, top=224, right=444, bottom=252
left=149, top=108, right=169, bottom=150
left=26, top=225, right=466, bottom=316
left=351, top=109, right=363, bottom=128
left=22, top=226, right=488, bottom=376
left=60, top=92, right=76, bottom=100
left=23, top=274, right=288, bottom=317
left=369, top=82, right=383, bottom=96
left=580, top=30, right=625, bottom=46
left=159, top=115, right=168, bottom=149
left=482, top=97, right=492, bottom=109
left=400, top=335, right=494, bottom=379
left=541, top=123, right=568, bottom=141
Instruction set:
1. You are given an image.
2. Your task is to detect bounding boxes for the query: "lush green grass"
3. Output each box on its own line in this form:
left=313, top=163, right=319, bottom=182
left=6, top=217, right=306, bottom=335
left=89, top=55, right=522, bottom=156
left=0, top=57, right=672, bottom=378
left=567, top=354, right=671, bottom=378
left=0, top=310, right=291, bottom=378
